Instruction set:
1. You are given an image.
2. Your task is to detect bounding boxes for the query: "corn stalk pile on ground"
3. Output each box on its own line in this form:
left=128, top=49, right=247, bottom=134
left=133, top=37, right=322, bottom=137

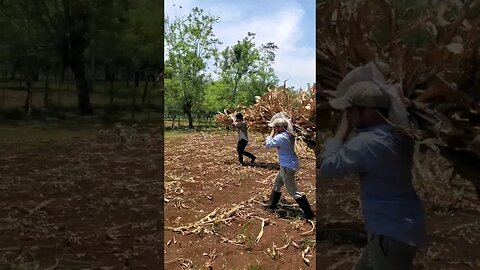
left=317, top=0, right=480, bottom=199
left=215, top=85, right=317, bottom=152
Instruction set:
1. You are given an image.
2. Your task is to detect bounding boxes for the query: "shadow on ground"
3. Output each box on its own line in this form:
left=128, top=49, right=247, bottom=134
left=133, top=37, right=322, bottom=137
left=223, top=160, right=279, bottom=171
left=249, top=161, right=280, bottom=170
left=316, top=221, right=368, bottom=247
left=275, top=203, right=305, bottom=219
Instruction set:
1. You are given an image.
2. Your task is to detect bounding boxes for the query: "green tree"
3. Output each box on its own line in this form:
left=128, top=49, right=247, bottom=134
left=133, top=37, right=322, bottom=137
left=18, top=0, right=132, bottom=115
left=217, top=32, right=259, bottom=102
left=165, top=7, right=220, bottom=128
left=202, top=80, right=231, bottom=112
left=1, top=0, right=163, bottom=115
left=109, top=0, right=163, bottom=117
left=239, top=42, right=278, bottom=104
left=217, top=34, right=278, bottom=105
left=164, top=66, right=181, bottom=116
left=0, top=1, right=52, bottom=113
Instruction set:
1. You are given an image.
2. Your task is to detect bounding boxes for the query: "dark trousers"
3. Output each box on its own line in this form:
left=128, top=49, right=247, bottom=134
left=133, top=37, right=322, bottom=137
left=237, top=139, right=255, bottom=164
left=354, top=234, right=418, bottom=270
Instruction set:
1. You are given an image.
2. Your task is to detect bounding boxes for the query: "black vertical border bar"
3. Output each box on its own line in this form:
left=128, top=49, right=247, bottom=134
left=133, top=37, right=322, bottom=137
left=159, top=0, right=165, bottom=266
left=315, top=1, right=321, bottom=267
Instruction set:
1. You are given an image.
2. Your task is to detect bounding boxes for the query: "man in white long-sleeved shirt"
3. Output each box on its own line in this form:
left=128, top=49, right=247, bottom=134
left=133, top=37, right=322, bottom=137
left=262, top=118, right=314, bottom=219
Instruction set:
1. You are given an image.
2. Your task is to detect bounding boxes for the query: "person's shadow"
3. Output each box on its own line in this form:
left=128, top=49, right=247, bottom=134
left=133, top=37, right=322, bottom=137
left=316, top=221, right=367, bottom=247
left=274, top=201, right=305, bottom=219
left=223, top=160, right=280, bottom=170
left=248, top=162, right=279, bottom=170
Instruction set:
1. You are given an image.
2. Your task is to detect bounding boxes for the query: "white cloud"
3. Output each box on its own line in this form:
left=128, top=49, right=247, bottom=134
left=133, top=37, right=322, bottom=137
left=275, top=47, right=316, bottom=89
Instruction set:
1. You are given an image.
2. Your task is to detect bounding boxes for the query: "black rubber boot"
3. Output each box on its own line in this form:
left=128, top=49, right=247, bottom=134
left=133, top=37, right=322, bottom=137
left=295, top=195, right=315, bottom=220
left=261, top=190, right=281, bottom=209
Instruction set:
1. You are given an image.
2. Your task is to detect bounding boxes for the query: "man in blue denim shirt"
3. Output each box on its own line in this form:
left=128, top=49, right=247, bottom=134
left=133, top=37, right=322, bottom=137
left=262, top=118, right=314, bottom=220
left=318, top=81, right=427, bottom=270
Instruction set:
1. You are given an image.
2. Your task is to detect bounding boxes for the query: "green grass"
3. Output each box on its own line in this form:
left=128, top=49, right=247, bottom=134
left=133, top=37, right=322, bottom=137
left=0, top=111, right=162, bottom=144
left=164, top=128, right=229, bottom=139
left=164, top=129, right=194, bottom=139
left=0, top=83, right=161, bottom=112
left=0, top=125, right=97, bottom=144
left=239, top=221, right=252, bottom=235
left=0, top=80, right=161, bottom=96
left=299, top=238, right=316, bottom=249
left=164, top=118, right=217, bottom=129
left=0, top=105, right=162, bottom=124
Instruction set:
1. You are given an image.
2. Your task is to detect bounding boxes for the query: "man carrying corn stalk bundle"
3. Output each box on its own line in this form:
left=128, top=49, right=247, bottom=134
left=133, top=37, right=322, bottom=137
left=262, top=117, right=315, bottom=220
left=231, top=113, right=256, bottom=166
left=318, top=81, right=427, bottom=269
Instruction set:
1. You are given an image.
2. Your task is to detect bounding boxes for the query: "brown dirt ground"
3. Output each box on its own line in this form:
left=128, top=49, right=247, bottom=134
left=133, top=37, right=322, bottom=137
left=164, top=131, right=317, bottom=270
left=316, top=145, right=480, bottom=269
left=0, top=124, right=162, bottom=269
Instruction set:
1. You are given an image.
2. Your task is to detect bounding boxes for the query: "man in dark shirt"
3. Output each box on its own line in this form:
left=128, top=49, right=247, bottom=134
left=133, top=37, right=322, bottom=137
left=232, top=113, right=256, bottom=166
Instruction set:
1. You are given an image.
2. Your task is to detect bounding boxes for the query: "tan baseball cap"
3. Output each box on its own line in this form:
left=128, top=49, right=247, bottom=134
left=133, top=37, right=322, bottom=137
left=268, top=118, right=288, bottom=127
left=329, top=81, right=390, bottom=109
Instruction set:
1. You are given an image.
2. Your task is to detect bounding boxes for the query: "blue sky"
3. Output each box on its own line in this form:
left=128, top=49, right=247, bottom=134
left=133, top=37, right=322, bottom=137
left=165, top=0, right=315, bottom=90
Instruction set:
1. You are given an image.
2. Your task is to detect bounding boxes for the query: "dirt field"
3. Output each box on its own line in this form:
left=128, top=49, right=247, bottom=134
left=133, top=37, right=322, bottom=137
left=3, top=122, right=477, bottom=269
left=164, top=131, right=317, bottom=270
left=0, top=123, right=162, bottom=269
left=316, top=144, right=480, bottom=269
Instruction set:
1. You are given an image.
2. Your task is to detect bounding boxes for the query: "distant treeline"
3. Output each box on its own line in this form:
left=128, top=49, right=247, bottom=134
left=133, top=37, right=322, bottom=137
left=0, top=0, right=163, bottom=115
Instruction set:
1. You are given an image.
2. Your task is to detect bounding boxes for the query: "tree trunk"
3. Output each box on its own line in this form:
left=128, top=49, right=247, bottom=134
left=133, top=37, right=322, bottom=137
left=24, top=80, right=32, bottom=114
left=44, top=66, right=50, bottom=109
left=159, top=71, right=164, bottom=124
left=10, top=61, right=18, bottom=81
left=24, top=60, right=36, bottom=114
left=131, top=72, right=140, bottom=120
left=186, top=105, right=194, bottom=129
left=90, top=56, right=95, bottom=93
left=104, top=67, right=109, bottom=92
left=126, top=72, right=130, bottom=88
left=109, top=72, right=115, bottom=107
left=69, top=58, right=93, bottom=115
left=141, top=74, right=150, bottom=110
left=1, top=89, right=5, bottom=110
left=34, top=65, right=40, bottom=81
left=231, top=79, right=239, bottom=102
left=58, top=65, right=67, bottom=108
left=57, top=67, right=62, bottom=107
left=60, top=64, right=66, bottom=83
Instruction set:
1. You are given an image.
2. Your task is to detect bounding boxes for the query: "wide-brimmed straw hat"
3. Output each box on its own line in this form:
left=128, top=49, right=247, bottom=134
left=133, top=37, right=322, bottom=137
left=268, top=118, right=289, bottom=127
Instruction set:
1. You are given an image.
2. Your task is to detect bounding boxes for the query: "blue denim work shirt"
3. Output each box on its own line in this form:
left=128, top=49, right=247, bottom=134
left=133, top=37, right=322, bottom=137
left=265, top=131, right=299, bottom=171
left=319, top=124, right=428, bottom=248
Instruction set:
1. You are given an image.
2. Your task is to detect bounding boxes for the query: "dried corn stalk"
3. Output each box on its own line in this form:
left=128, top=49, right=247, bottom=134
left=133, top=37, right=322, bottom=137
left=215, top=85, right=317, bottom=152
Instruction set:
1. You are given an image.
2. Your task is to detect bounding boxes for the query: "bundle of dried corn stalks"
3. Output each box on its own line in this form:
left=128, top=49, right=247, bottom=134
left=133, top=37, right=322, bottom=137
left=215, top=85, right=316, bottom=152
left=317, top=0, right=480, bottom=198
left=214, top=108, right=242, bottom=128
